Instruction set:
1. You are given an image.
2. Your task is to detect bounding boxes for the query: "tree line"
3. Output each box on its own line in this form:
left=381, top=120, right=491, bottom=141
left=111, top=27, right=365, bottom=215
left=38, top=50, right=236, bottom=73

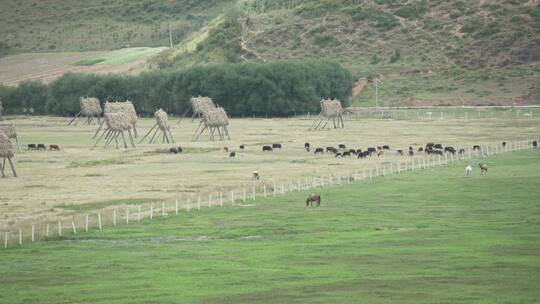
left=0, top=60, right=352, bottom=117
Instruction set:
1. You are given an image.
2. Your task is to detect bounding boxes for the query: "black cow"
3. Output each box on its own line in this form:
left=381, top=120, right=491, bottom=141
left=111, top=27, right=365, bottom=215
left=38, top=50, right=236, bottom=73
left=169, top=147, right=178, bottom=154
left=418, top=147, right=424, bottom=152
left=358, top=151, right=369, bottom=158
left=383, top=145, right=390, bottom=150
left=473, top=145, right=481, bottom=151
left=314, top=147, right=324, bottom=154
left=434, top=144, right=443, bottom=149
left=397, top=149, right=403, bottom=156
left=335, top=152, right=342, bottom=158
left=409, top=146, right=413, bottom=151
left=533, top=141, right=538, bottom=148
left=458, top=148, right=465, bottom=154
left=409, top=150, right=414, bottom=157
left=262, top=146, right=273, bottom=152
left=445, top=147, right=456, bottom=154
left=432, top=150, right=443, bottom=155
left=377, top=146, right=383, bottom=150
left=326, top=147, right=337, bottom=153
left=177, top=147, right=183, bottom=153
left=367, top=147, right=376, bottom=153
left=37, top=144, right=46, bottom=150
left=348, top=149, right=357, bottom=155
left=27, top=144, right=37, bottom=150
left=342, top=151, right=351, bottom=157
left=240, top=144, right=245, bottom=150
left=304, top=143, right=310, bottom=151
left=356, top=149, right=362, bottom=155
left=502, top=141, right=506, bottom=148
left=426, top=143, right=435, bottom=150
left=338, top=144, right=346, bottom=150
left=272, top=143, right=282, bottom=149
left=229, top=152, right=236, bottom=157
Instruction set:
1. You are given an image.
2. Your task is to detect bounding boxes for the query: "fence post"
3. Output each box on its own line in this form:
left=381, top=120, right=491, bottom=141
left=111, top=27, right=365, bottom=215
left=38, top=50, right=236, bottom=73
left=175, top=199, right=179, bottom=215
left=383, top=166, right=386, bottom=176
left=113, top=209, right=117, bottom=226
left=376, top=167, right=379, bottom=176
left=197, top=196, right=200, bottom=210
left=138, top=206, right=141, bottom=222
left=209, top=194, right=212, bottom=208
left=231, top=191, right=235, bottom=204
left=19, top=228, right=22, bottom=246
left=4, top=232, right=7, bottom=248
left=58, top=221, right=62, bottom=236
left=273, top=183, right=277, bottom=196
left=281, top=183, right=285, bottom=194
left=187, top=199, right=191, bottom=212
left=220, top=192, right=223, bottom=206
left=243, top=189, right=247, bottom=202
left=329, top=174, right=333, bottom=185
left=46, top=223, right=50, bottom=237
left=150, top=204, right=154, bottom=219
left=85, top=214, right=89, bottom=232
left=298, top=177, right=301, bottom=191
left=263, top=185, right=267, bottom=198
left=369, top=168, right=372, bottom=180
left=321, top=175, right=324, bottom=186
left=390, top=163, right=393, bottom=175
left=98, top=213, right=102, bottom=230
left=31, top=224, right=35, bottom=242
left=71, top=219, right=77, bottom=234
left=252, top=186, right=256, bottom=200
left=126, top=207, right=129, bottom=224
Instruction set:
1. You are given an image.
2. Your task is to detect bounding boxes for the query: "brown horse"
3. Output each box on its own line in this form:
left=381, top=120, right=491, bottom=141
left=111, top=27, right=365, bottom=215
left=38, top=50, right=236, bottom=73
left=479, top=163, right=488, bottom=174
left=306, top=193, right=321, bottom=207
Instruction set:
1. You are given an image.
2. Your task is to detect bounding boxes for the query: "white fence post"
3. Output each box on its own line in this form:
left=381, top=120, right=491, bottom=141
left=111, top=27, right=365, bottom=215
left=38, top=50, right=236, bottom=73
left=252, top=186, right=256, bottom=200
left=113, top=209, right=117, bottom=226
left=263, top=185, right=267, bottom=198
left=31, top=224, right=35, bottom=242
left=138, top=206, right=141, bottom=222
left=19, top=228, right=22, bottom=246
left=58, top=221, right=62, bottom=236
left=150, top=204, right=154, bottom=219
left=85, top=214, right=89, bottom=232
left=98, top=213, right=102, bottom=230
left=4, top=232, right=7, bottom=248
left=273, top=183, right=277, bottom=196
left=220, top=192, right=223, bottom=206
left=197, top=196, right=200, bottom=210
left=126, top=207, right=129, bottom=224
left=71, top=219, right=77, bottom=234
left=231, top=191, right=235, bottom=204
left=175, top=199, right=179, bottom=215
left=46, top=223, right=50, bottom=237
left=243, top=189, right=246, bottom=202
left=209, top=194, right=212, bottom=208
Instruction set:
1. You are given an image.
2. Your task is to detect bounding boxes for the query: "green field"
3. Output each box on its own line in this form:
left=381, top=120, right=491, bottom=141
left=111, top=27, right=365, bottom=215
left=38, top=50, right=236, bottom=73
left=1, top=150, right=539, bottom=303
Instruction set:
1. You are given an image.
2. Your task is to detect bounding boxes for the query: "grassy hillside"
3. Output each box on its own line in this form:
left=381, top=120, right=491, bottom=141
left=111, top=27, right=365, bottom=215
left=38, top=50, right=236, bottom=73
left=0, top=0, right=235, bottom=51
left=1, top=150, right=539, bottom=303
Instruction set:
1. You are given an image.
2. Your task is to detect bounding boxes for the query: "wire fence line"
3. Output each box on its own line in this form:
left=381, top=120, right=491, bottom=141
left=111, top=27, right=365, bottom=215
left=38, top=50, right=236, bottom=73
left=2, top=138, right=538, bottom=249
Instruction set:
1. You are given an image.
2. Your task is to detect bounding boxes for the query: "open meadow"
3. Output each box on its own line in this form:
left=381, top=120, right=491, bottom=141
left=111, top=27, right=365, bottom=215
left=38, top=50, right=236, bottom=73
left=1, top=150, right=539, bottom=303
left=1, top=112, right=539, bottom=234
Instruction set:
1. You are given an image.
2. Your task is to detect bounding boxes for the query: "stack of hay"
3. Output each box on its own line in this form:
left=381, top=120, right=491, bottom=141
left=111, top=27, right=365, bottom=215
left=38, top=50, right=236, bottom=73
left=311, top=98, right=345, bottom=130
left=193, top=107, right=231, bottom=141
left=140, top=109, right=175, bottom=144
left=0, top=131, right=17, bottom=177
left=0, top=123, right=20, bottom=152
left=68, top=97, right=103, bottom=126
left=92, top=101, right=138, bottom=149
left=191, top=96, right=216, bottom=120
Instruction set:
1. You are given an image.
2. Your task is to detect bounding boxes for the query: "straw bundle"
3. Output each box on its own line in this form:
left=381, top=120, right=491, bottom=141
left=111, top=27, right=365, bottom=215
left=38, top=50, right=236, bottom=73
left=155, top=109, right=170, bottom=131
left=80, top=97, right=103, bottom=116
left=203, top=107, right=229, bottom=127
left=0, top=131, right=14, bottom=158
left=104, top=112, right=131, bottom=132
left=191, top=96, right=216, bottom=115
left=104, top=101, right=137, bottom=124
left=0, top=123, right=17, bottom=139
left=320, top=99, right=343, bottom=118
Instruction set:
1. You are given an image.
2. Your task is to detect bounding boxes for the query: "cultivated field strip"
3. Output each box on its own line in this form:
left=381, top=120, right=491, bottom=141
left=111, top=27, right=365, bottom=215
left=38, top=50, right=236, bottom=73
left=3, top=139, right=536, bottom=249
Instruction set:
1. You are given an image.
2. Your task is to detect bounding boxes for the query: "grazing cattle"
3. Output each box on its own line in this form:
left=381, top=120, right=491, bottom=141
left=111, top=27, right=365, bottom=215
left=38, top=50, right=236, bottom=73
left=418, top=147, right=424, bottom=152
left=502, top=141, right=506, bottom=148
left=377, top=150, right=384, bottom=157
left=305, top=142, right=310, bottom=149
left=27, top=144, right=37, bottom=150
left=356, top=149, right=362, bottom=155
left=335, top=152, right=342, bottom=158
left=367, top=147, right=376, bottom=153
left=434, top=144, right=443, bottom=149
left=348, top=149, right=356, bottom=155
left=458, top=148, right=465, bottom=154
left=223, top=146, right=229, bottom=152
left=49, top=144, right=60, bottom=151
left=169, top=147, right=178, bottom=154
left=396, top=149, right=404, bottom=156
left=465, top=165, right=472, bottom=176
left=326, top=147, right=337, bottom=154
left=409, top=146, right=413, bottom=151
left=338, top=144, right=346, bottom=150
left=239, top=144, right=245, bottom=150
left=473, top=145, right=481, bottom=151
left=229, top=152, right=236, bottom=158
left=252, top=171, right=260, bottom=180
left=408, top=150, right=414, bottom=157
left=533, top=141, right=538, bottom=148
left=479, top=163, right=488, bottom=174
left=383, top=145, right=390, bottom=150
left=377, top=146, right=383, bottom=150
left=445, top=147, right=456, bottom=154
left=314, top=147, right=324, bottom=154
left=177, top=147, right=183, bottom=153
left=358, top=151, right=369, bottom=158
left=426, top=143, right=435, bottom=149
left=342, top=151, right=351, bottom=157
left=272, top=143, right=282, bottom=149
left=262, top=146, right=273, bottom=152
left=37, top=144, right=46, bottom=150
left=305, top=193, right=321, bottom=207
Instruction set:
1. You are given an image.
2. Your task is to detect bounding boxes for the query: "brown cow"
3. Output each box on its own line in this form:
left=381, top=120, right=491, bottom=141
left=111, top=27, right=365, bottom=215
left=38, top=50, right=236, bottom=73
left=49, top=144, right=60, bottom=151
left=306, top=193, right=321, bottom=207
left=479, top=163, right=488, bottom=174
